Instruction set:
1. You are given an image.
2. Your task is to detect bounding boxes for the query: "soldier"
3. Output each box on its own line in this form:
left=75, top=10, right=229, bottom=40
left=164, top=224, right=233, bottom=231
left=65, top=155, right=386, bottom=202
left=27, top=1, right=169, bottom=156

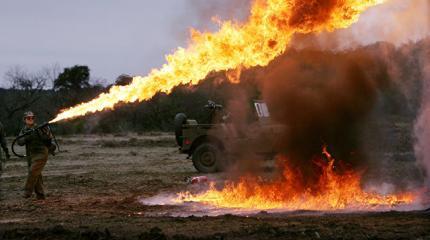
left=0, top=121, right=11, bottom=171
left=17, top=111, right=53, bottom=200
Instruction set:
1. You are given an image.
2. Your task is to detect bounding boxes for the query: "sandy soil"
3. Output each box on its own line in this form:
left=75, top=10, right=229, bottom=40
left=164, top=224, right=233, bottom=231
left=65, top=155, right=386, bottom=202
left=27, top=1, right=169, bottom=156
left=1, top=133, right=429, bottom=239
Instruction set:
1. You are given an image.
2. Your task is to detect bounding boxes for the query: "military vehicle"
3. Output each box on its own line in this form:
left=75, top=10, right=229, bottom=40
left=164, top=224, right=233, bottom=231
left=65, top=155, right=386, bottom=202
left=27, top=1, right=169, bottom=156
left=175, top=100, right=285, bottom=173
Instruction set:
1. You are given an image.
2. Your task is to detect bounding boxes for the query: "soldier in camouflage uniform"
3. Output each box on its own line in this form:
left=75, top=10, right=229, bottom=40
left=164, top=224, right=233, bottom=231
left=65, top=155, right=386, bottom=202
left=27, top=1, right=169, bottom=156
left=17, top=111, right=54, bottom=199
left=0, top=121, right=11, bottom=172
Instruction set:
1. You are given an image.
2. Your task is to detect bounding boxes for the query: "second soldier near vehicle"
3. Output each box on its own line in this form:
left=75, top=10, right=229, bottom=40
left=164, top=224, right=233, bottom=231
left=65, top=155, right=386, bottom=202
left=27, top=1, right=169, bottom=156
left=0, top=121, right=11, bottom=171
left=17, top=111, right=55, bottom=200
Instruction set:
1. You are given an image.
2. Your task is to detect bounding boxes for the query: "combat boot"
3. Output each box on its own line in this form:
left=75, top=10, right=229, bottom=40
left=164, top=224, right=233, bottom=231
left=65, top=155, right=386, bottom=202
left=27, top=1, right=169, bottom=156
left=36, top=194, right=46, bottom=200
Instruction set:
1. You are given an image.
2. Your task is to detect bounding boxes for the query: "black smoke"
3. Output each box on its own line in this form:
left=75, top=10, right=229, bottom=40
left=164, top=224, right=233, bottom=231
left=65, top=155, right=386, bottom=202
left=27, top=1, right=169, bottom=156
left=259, top=49, right=391, bottom=186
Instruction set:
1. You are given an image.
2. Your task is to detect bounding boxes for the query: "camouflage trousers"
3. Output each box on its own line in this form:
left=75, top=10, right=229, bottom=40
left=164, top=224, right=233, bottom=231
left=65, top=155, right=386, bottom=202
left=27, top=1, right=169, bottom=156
left=25, top=149, right=48, bottom=196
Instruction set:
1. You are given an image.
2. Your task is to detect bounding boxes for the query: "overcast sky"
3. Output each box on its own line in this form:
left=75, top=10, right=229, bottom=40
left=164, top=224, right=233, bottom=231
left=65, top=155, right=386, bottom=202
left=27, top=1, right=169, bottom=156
left=0, top=0, right=249, bottom=87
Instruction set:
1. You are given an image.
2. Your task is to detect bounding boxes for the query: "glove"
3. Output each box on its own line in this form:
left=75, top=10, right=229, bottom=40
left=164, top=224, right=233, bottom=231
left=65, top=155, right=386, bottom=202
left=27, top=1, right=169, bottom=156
left=38, top=128, right=52, bottom=142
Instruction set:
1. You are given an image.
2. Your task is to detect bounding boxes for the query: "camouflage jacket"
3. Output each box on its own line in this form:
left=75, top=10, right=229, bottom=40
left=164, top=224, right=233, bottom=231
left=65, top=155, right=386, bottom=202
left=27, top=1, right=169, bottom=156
left=0, top=122, right=8, bottom=153
left=17, top=124, right=53, bottom=156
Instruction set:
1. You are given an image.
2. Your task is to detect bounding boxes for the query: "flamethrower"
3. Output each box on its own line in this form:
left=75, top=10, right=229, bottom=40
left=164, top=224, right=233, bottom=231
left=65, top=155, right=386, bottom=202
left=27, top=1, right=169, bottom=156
left=11, top=122, right=61, bottom=158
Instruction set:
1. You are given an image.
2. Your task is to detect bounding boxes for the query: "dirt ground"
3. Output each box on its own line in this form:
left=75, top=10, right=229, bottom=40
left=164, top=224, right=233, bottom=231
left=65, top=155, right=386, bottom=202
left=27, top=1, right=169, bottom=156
left=1, top=133, right=429, bottom=240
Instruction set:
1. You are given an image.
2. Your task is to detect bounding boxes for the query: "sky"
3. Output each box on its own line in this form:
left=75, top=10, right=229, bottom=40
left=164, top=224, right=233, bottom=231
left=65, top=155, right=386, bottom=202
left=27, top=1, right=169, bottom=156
left=0, top=0, right=250, bottom=87
left=0, top=0, right=428, bottom=88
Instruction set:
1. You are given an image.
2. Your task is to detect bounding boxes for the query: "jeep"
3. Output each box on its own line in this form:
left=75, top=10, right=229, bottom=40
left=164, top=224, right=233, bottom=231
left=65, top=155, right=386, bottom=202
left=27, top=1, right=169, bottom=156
left=175, top=100, right=285, bottom=173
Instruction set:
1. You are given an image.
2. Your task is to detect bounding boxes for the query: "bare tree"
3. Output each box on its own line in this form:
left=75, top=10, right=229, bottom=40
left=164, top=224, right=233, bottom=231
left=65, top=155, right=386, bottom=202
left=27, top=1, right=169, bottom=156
left=41, top=63, right=62, bottom=89
left=3, top=66, right=50, bottom=118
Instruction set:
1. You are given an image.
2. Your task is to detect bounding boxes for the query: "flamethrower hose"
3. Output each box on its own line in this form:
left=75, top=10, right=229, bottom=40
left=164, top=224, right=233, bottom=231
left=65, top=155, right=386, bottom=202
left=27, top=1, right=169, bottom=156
left=11, top=122, right=60, bottom=158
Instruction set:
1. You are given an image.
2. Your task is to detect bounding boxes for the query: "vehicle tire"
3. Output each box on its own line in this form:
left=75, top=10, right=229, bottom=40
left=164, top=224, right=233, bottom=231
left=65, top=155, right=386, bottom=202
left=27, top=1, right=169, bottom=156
left=174, top=113, right=187, bottom=147
left=192, top=143, right=222, bottom=173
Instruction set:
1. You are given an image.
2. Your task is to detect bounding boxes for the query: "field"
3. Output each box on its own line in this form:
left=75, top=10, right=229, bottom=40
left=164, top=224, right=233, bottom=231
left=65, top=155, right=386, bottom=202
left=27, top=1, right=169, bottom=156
left=1, top=133, right=429, bottom=240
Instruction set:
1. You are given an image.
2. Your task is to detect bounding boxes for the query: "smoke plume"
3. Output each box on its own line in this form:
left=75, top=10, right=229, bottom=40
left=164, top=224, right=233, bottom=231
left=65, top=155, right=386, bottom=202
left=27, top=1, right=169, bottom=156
left=344, top=0, right=430, bottom=46
left=414, top=41, right=430, bottom=186
left=258, top=49, right=390, bottom=186
left=292, top=0, right=430, bottom=50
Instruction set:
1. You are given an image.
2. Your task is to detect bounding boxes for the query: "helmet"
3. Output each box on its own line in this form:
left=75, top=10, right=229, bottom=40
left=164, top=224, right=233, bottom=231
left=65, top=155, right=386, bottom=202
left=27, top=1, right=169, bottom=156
left=23, top=111, right=35, bottom=119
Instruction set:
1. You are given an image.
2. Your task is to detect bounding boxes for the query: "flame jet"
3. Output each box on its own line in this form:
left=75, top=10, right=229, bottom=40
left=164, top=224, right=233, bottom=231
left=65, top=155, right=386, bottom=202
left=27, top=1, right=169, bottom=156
left=50, top=0, right=387, bottom=123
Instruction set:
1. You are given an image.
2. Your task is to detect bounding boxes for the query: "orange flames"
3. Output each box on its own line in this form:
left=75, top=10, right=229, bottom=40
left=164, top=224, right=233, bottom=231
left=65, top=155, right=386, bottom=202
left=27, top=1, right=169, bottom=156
left=50, top=0, right=387, bottom=123
left=175, top=147, right=415, bottom=211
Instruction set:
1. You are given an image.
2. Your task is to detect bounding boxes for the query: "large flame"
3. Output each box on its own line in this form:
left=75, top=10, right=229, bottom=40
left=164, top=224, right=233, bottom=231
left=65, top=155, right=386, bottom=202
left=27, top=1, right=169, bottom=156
left=175, top=147, right=415, bottom=211
left=50, top=0, right=387, bottom=123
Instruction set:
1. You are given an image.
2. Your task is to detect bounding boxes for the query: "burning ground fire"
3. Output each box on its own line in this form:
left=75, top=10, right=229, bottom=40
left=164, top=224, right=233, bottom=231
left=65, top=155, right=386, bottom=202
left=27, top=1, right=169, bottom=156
left=49, top=0, right=387, bottom=123
left=171, top=147, right=416, bottom=212
left=138, top=147, right=423, bottom=217
left=171, top=148, right=415, bottom=211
